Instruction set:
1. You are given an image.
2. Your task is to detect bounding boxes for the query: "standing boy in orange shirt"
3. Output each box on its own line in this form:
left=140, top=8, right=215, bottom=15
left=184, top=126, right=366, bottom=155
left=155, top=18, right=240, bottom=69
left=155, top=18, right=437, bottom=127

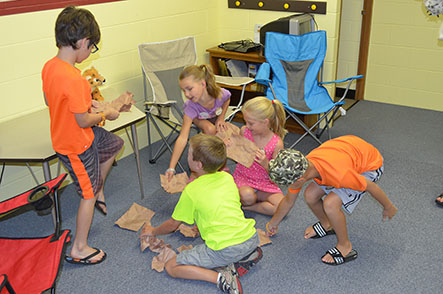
left=42, top=6, right=133, bottom=265
left=266, top=135, right=398, bottom=265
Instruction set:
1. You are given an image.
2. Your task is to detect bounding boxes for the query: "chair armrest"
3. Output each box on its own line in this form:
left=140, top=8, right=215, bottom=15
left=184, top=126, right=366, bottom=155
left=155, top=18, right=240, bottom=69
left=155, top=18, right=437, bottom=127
left=145, top=101, right=177, bottom=106
left=255, top=62, right=271, bottom=85
left=215, top=75, right=254, bottom=87
left=320, top=74, right=364, bottom=85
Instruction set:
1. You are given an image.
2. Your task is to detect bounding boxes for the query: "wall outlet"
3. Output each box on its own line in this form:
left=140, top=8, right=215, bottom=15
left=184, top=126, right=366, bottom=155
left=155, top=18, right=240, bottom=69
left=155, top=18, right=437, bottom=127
left=254, top=24, right=262, bottom=43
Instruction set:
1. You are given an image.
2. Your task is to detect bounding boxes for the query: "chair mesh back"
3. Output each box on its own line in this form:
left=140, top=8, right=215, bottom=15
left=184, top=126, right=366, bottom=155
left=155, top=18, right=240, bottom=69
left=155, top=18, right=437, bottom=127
left=138, top=36, right=197, bottom=123
left=264, top=31, right=327, bottom=113
left=280, top=59, right=313, bottom=112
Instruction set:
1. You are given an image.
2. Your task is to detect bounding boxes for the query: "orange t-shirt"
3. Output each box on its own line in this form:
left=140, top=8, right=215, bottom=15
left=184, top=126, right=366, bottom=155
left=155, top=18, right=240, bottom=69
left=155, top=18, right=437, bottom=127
left=306, top=135, right=383, bottom=191
left=42, top=57, right=94, bottom=155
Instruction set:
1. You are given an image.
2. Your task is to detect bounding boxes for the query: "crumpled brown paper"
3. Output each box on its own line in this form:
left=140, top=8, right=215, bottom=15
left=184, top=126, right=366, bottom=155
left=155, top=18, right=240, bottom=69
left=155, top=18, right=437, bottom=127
left=160, top=172, right=189, bottom=194
left=152, top=246, right=177, bottom=272
left=177, top=244, right=193, bottom=252
left=114, top=202, right=155, bottom=231
left=141, top=234, right=170, bottom=253
left=91, top=92, right=135, bottom=113
left=140, top=221, right=196, bottom=272
left=216, top=122, right=241, bottom=139
left=257, top=229, right=272, bottom=247
left=216, top=122, right=259, bottom=168
left=178, top=224, right=200, bottom=238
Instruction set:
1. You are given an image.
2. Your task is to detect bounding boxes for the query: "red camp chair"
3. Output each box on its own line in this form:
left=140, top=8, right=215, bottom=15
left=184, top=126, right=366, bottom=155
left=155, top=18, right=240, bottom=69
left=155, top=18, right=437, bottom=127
left=0, top=174, right=71, bottom=294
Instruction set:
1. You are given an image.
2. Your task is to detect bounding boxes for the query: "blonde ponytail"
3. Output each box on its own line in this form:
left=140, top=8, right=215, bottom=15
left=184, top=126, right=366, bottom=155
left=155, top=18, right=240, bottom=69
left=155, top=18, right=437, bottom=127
left=242, top=96, right=287, bottom=139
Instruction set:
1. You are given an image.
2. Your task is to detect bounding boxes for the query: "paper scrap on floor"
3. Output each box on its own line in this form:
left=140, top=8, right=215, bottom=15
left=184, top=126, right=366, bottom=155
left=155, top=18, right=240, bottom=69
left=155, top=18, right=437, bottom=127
left=114, top=202, right=155, bottom=231
left=257, top=229, right=272, bottom=247
left=160, top=172, right=189, bottom=194
left=140, top=219, right=195, bottom=272
left=152, top=246, right=177, bottom=272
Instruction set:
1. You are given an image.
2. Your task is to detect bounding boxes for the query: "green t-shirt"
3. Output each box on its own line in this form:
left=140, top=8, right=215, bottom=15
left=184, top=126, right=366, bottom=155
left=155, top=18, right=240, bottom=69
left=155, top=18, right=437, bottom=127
left=172, top=171, right=256, bottom=251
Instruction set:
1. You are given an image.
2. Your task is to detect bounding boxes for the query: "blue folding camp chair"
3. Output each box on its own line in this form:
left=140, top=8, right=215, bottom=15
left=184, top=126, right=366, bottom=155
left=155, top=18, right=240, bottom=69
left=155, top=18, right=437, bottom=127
left=255, top=31, right=363, bottom=148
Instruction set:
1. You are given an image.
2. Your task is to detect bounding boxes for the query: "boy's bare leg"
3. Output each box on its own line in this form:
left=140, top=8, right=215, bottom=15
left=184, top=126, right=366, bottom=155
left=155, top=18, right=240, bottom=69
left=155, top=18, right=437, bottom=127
left=303, top=182, right=331, bottom=238
left=241, top=188, right=284, bottom=215
left=69, top=196, right=105, bottom=261
left=321, top=192, right=352, bottom=263
left=165, top=257, right=219, bottom=284
left=69, top=152, right=119, bottom=260
left=95, top=153, right=119, bottom=214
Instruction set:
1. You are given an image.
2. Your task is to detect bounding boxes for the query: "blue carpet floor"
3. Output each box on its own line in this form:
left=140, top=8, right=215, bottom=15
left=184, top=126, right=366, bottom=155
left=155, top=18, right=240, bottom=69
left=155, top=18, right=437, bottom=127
left=1, top=100, right=442, bottom=294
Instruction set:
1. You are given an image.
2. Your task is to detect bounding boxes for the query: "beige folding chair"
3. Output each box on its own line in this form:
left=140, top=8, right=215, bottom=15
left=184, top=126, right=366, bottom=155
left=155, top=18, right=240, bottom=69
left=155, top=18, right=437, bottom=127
left=138, top=36, right=253, bottom=170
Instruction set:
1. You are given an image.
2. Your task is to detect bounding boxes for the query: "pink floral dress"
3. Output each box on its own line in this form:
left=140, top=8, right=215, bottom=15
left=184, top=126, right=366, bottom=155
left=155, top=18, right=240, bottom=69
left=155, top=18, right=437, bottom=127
left=232, top=128, right=282, bottom=193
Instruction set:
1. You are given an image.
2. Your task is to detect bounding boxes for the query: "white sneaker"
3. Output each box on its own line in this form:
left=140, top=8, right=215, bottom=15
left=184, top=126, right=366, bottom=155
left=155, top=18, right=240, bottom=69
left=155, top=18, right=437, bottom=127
left=217, top=264, right=242, bottom=294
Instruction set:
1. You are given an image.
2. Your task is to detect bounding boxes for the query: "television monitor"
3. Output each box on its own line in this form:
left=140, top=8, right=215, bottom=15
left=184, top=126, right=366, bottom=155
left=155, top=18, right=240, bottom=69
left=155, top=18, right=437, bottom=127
left=259, top=14, right=315, bottom=47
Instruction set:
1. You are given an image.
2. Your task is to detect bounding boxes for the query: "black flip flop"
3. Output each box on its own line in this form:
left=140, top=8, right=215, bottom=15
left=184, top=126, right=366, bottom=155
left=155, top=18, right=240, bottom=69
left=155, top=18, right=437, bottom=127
left=65, top=248, right=107, bottom=265
left=95, top=200, right=107, bottom=215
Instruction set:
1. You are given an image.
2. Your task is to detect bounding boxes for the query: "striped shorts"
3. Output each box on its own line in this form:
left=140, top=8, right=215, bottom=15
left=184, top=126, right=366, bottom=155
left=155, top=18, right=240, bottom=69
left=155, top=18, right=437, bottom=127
left=57, top=127, right=124, bottom=199
left=317, top=165, right=384, bottom=214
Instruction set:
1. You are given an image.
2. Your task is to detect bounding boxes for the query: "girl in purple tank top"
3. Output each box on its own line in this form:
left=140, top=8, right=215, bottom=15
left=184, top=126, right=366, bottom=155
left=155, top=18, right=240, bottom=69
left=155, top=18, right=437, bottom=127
left=165, top=65, right=231, bottom=181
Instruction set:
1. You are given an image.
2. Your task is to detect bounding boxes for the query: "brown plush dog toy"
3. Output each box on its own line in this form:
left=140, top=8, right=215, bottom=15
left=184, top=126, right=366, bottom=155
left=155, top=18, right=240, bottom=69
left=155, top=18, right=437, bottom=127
left=82, top=66, right=105, bottom=101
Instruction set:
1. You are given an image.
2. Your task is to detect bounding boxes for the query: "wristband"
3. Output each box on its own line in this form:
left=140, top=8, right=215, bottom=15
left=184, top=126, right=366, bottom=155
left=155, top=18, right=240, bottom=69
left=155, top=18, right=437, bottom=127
left=166, top=168, right=176, bottom=173
left=98, top=112, right=106, bottom=127
left=288, top=187, right=301, bottom=194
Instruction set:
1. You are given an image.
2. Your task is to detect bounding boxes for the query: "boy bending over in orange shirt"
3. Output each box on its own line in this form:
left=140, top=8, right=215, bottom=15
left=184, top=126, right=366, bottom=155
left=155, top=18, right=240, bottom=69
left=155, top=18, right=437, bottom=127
left=266, top=135, right=398, bottom=265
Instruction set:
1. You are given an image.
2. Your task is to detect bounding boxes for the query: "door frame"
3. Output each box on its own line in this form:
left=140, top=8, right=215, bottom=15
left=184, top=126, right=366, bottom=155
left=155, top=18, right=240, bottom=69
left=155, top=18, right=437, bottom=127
left=355, top=0, right=373, bottom=100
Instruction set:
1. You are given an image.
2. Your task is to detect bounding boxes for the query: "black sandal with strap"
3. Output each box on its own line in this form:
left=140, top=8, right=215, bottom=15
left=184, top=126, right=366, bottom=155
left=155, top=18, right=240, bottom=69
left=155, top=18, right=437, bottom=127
left=95, top=200, right=107, bottom=216
left=311, top=221, right=336, bottom=239
left=435, top=193, right=443, bottom=208
left=322, top=247, right=358, bottom=265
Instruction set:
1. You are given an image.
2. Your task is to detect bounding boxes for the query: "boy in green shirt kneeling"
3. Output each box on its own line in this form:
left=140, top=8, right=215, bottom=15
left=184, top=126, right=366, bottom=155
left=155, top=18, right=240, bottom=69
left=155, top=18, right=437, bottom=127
left=140, top=134, right=262, bottom=294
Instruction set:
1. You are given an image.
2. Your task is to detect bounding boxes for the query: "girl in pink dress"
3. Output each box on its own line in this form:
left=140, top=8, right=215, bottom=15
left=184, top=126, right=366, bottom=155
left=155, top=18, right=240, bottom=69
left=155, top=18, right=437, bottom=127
left=233, top=96, right=287, bottom=215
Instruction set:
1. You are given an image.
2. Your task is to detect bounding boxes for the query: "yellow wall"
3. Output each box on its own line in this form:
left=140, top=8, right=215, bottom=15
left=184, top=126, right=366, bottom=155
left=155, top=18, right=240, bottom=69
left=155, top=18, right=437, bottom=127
left=365, top=0, right=443, bottom=110
left=0, top=0, right=343, bottom=199
left=3, top=0, right=441, bottom=198
left=0, top=0, right=221, bottom=198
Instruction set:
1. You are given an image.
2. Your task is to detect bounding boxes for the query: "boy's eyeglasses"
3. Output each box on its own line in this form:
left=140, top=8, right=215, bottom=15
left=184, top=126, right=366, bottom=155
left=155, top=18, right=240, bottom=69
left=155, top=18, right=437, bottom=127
left=91, top=44, right=99, bottom=54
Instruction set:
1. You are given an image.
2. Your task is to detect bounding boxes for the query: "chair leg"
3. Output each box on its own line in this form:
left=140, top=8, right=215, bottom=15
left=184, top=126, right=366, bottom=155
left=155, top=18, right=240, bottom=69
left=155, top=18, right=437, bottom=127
left=287, top=111, right=323, bottom=148
left=146, top=113, right=174, bottom=163
left=1, top=275, right=16, bottom=294
left=316, top=106, right=342, bottom=140
left=146, top=112, right=154, bottom=163
left=145, top=113, right=186, bottom=172
left=5, top=282, right=16, bottom=294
